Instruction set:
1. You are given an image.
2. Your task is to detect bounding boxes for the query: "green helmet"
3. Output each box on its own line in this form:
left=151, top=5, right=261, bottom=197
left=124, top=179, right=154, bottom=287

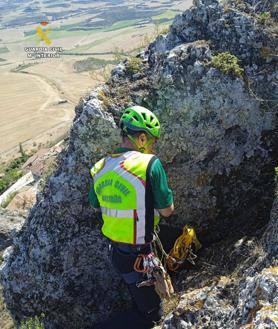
left=119, top=105, right=161, bottom=138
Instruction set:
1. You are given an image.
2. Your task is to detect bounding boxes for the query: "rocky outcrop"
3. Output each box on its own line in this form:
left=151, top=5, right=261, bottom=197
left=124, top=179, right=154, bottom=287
left=0, top=209, right=25, bottom=251
left=157, top=183, right=278, bottom=329
left=0, top=0, right=277, bottom=328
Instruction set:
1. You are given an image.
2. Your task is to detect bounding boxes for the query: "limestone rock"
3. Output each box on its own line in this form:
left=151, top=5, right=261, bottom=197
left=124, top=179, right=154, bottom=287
left=0, top=209, right=25, bottom=251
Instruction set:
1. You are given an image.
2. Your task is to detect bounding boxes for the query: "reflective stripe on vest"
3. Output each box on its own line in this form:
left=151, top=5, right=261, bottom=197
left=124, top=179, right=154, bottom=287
left=101, top=207, right=134, bottom=218
left=91, top=151, right=160, bottom=244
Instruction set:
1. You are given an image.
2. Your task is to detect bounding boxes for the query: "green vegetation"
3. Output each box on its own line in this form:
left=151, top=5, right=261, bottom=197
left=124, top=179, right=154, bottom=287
left=152, top=10, right=178, bottom=21
left=0, top=152, right=29, bottom=194
left=210, top=52, right=244, bottom=77
left=104, top=19, right=140, bottom=32
left=20, top=314, right=45, bottom=329
left=153, top=21, right=170, bottom=37
left=158, top=25, right=170, bottom=35
left=0, top=47, right=9, bottom=54
left=19, top=143, right=26, bottom=157
left=24, top=30, right=36, bottom=37
left=0, top=169, right=23, bottom=195
left=98, top=89, right=113, bottom=108
left=89, top=65, right=112, bottom=84
left=46, top=29, right=92, bottom=40
left=126, top=56, right=143, bottom=74
left=113, top=47, right=126, bottom=62
left=73, top=57, right=116, bottom=73
left=257, top=12, right=271, bottom=24
left=24, top=18, right=140, bottom=40
left=126, top=21, right=171, bottom=54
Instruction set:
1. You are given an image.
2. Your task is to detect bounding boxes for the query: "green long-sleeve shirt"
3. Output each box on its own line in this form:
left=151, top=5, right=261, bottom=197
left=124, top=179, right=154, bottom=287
left=89, top=148, right=173, bottom=209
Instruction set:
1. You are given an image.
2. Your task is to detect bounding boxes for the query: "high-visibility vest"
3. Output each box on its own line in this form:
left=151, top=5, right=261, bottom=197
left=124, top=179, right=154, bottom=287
left=90, top=150, right=160, bottom=245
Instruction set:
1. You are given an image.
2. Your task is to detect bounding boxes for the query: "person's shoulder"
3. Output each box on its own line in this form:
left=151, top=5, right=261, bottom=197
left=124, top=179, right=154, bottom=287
left=150, top=157, right=164, bottom=172
left=129, top=151, right=156, bottom=161
left=90, top=157, right=106, bottom=177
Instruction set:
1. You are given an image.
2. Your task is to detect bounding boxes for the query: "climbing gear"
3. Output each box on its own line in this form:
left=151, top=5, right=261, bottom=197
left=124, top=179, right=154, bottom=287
left=167, top=225, right=202, bottom=271
left=90, top=151, right=160, bottom=244
left=151, top=225, right=202, bottom=272
left=134, top=252, right=174, bottom=299
left=153, top=265, right=174, bottom=299
left=119, top=105, right=161, bottom=139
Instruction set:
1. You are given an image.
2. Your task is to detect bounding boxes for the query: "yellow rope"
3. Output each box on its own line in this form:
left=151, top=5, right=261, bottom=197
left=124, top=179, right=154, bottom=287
left=153, top=225, right=202, bottom=272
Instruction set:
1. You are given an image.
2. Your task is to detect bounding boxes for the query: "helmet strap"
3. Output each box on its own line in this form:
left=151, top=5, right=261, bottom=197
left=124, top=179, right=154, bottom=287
left=127, top=134, right=155, bottom=153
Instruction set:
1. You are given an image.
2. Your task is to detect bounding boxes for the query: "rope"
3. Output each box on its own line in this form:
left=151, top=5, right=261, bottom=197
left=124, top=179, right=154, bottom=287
left=153, top=225, right=202, bottom=272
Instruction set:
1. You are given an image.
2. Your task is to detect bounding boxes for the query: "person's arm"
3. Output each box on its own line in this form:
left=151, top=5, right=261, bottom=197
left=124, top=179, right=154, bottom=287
left=150, top=158, right=174, bottom=217
left=158, top=203, right=174, bottom=217
left=88, top=183, right=101, bottom=211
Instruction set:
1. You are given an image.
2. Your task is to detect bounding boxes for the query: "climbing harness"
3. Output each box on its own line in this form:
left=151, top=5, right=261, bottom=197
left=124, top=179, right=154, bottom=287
left=134, top=252, right=174, bottom=299
left=133, top=224, right=201, bottom=298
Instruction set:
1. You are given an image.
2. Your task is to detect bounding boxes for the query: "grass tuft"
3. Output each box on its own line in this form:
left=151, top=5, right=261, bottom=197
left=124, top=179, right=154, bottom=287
left=126, top=56, right=143, bottom=74
left=20, top=314, right=45, bottom=329
left=210, top=51, right=244, bottom=78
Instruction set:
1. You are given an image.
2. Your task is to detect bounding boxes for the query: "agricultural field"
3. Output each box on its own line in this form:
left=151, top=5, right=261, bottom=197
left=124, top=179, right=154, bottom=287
left=0, top=0, right=192, bottom=161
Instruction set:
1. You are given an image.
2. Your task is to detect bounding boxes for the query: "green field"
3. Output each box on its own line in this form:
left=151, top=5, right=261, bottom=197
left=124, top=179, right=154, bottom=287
left=104, top=19, right=142, bottom=32
left=65, top=27, right=138, bottom=53
left=24, top=18, right=143, bottom=41
left=0, top=47, right=9, bottom=54
left=152, top=10, right=179, bottom=21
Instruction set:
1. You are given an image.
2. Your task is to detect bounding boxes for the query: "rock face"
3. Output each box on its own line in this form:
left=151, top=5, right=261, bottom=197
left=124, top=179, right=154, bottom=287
left=0, top=209, right=25, bottom=251
left=0, top=0, right=277, bottom=328
left=158, top=187, right=278, bottom=329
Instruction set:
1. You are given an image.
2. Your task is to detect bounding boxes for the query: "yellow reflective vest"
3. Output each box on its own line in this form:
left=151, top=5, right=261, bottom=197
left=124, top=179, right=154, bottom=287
left=90, top=150, right=160, bottom=245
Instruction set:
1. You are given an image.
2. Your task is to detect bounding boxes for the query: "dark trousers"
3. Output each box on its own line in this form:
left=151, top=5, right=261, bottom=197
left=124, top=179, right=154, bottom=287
left=94, top=243, right=162, bottom=329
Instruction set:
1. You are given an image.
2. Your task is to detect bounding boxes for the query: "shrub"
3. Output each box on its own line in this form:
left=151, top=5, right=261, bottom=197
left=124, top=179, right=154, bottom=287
left=113, top=46, right=126, bottom=62
left=19, top=143, right=26, bottom=157
left=0, top=154, right=28, bottom=194
left=89, top=65, right=112, bottom=83
left=158, top=26, right=170, bottom=35
left=126, top=56, right=142, bottom=74
left=0, top=169, right=23, bottom=194
left=257, top=12, right=271, bottom=24
left=98, top=89, right=112, bottom=108
left=210, top=52, right=244, bottom=77
left=20, top=314, right=45, bottom=329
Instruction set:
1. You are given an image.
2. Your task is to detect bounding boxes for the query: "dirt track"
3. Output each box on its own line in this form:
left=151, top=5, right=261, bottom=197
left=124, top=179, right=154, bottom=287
left=0, top=57, right=97, bottom=160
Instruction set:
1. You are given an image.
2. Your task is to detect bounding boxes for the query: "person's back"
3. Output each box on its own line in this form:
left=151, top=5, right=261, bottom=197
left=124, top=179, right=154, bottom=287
left=91, top=149, right=162, bottom=245
left=89, top=105, right=174, bottom=329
